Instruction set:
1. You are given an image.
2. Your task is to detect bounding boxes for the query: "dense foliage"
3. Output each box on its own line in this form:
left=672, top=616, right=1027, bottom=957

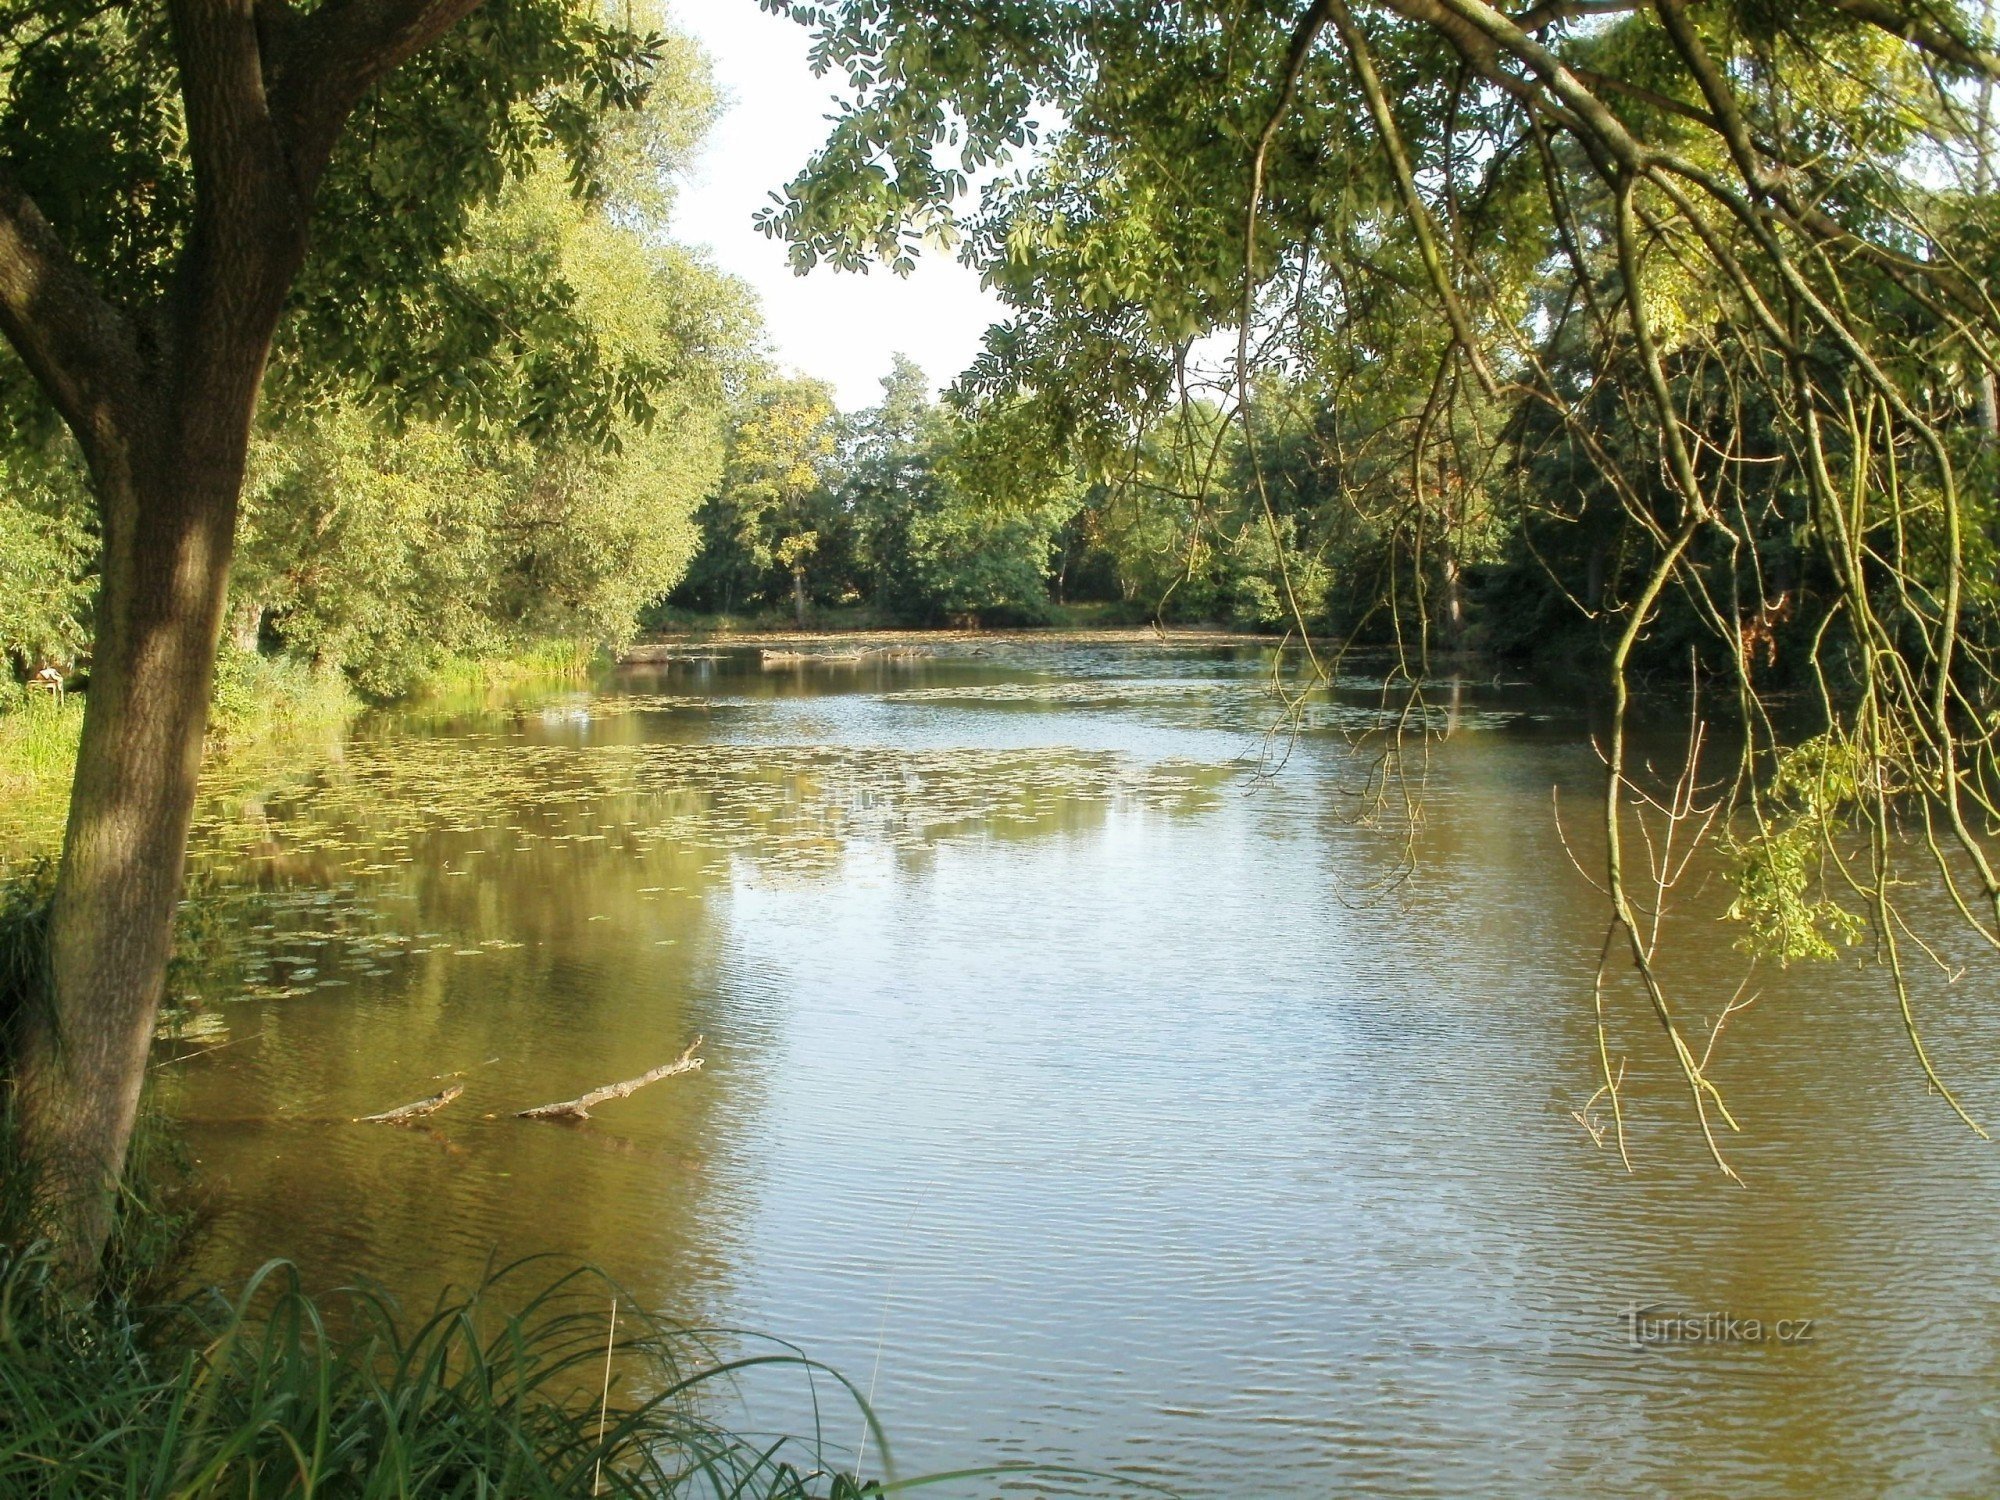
left=672, top=355, right=1082, bottom=625
left=0, top=8, right=756, bottom=699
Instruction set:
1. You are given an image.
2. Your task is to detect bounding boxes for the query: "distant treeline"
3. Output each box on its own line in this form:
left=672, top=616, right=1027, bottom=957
left=664, top=351, right=1799, bottom=682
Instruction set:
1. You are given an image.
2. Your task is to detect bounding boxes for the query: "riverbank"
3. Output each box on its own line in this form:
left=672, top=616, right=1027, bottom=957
left=621, top=621, right=1299, bottom=661
left=0, top=640, right=605, bottom=865
left=0, top=1247, right=890, bottom=1498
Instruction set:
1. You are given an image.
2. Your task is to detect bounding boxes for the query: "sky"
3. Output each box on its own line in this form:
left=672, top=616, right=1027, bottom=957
left=668, top=3, right=1007, bottom=411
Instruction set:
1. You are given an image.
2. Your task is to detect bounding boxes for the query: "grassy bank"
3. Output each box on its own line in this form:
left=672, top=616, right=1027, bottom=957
left=0, top=694, right=82, bottom=856
left=0, top=655, right=355, bottom=866
left=0, top=1251, right=891, bottom=1498
left=416, top=638, right=604, bottom=698
left=0, top=639, right=609, bottom=864
left=207, top=649, right=358, bottom=752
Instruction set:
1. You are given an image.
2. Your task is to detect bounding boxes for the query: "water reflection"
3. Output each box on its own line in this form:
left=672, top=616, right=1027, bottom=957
left=163, top=641, right=2000, bottom=1498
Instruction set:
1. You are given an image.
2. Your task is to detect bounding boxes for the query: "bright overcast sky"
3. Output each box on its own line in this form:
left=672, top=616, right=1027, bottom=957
left=668, top=2, right=1007, bottom=411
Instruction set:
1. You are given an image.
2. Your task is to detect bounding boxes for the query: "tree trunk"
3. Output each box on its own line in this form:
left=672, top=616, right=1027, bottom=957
left=0, top=0, right=497, bottom=1286
left=793, top=567, right=808, bottom=628
left=228, top=596, right=263, bottom=653
left=1439, top=554, right=1465, bottom=650
left=13, top=364, right=257, bottom=1283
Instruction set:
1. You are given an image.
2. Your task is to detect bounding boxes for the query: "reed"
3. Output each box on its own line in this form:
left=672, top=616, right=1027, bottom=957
left=0, top=1252, right=895, bottom=1498
left=420, top=640, right=604, bottom=698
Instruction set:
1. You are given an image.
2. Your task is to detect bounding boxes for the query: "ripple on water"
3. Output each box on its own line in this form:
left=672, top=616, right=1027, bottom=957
left=162, top=645, right=2000, bottom=1500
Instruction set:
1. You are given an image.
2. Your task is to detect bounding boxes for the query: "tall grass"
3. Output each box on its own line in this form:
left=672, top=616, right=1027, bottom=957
left=420, top=640, right=603, bottom=699
left=206, top=649, right=357, bottom=751
left=0, top=692, right=84, bottom=847
left=0, top=1252, right=898, bottom=1498
left=0, top=652, right=358, bottom=860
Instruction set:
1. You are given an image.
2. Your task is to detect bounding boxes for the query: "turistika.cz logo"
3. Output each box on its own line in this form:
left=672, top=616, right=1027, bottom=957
left=1624, top=1304, right=1816, bottom=1350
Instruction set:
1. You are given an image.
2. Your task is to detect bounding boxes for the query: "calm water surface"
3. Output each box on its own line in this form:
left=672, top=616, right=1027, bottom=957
left=164, top=640, right=2000, bottom=1498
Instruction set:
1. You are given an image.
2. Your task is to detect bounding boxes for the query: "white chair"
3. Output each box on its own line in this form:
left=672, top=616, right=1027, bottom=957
left=26, top=666, right=64, bottom=706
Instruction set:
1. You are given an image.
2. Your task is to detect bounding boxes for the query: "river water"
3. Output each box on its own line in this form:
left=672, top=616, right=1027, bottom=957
left=161, top=637, right=2000, bottom=1498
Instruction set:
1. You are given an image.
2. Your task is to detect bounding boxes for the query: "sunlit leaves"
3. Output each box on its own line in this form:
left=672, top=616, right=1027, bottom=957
left=1722, top=736, right=1870, bottom=965
left=234, top=140, right=756, bottom=696
left=0, top=0, right=689, bottom=456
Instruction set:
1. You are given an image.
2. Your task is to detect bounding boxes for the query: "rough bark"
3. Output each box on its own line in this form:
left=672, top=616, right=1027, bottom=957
left=0, top=0, right=489, bottom=1284
left=14, top=425, right=249, bottom=1277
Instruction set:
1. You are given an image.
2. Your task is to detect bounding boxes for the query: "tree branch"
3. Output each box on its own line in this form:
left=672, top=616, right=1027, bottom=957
left=266, top=0, right=492, bottom=196
left=1817, top=0, right=2000, bottom=79
left=516, top=1039, right=705, bottom=1123
left=0, top=171, right=147, bottom=463
left=360, top=1082, right=464, bottom=1123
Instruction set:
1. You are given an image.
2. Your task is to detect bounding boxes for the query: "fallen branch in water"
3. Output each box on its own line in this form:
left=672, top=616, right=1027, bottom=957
left=360, top=1084, right=464, bottom=1124
left=517, top=1038, right=703, bottom=1122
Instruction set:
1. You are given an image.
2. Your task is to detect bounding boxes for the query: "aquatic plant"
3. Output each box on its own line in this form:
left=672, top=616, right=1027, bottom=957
left=419, top=641, right=608, bottom=702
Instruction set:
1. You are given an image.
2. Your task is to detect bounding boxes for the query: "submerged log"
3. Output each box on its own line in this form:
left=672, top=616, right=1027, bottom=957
left=516, top=1038, right=703, bottom=1122
left=360, top=1083, right=464, bottom=1124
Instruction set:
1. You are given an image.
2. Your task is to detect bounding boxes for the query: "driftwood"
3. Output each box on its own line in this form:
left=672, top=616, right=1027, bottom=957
left=360, top=1084, right=463, bottom=1124
left=516, top=1038, right=703, bottom=1122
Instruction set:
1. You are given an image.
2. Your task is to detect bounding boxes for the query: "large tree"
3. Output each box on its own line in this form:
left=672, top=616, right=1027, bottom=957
left=714, top=374, right=838, bottom=626
left=0, top=0, right=666, bottom=1276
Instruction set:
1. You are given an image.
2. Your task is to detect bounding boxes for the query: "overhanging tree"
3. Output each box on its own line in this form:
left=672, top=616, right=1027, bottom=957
left=0, top=0, right=664, bottom=1275
left=761, top=0, right=2000, bottom=1175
